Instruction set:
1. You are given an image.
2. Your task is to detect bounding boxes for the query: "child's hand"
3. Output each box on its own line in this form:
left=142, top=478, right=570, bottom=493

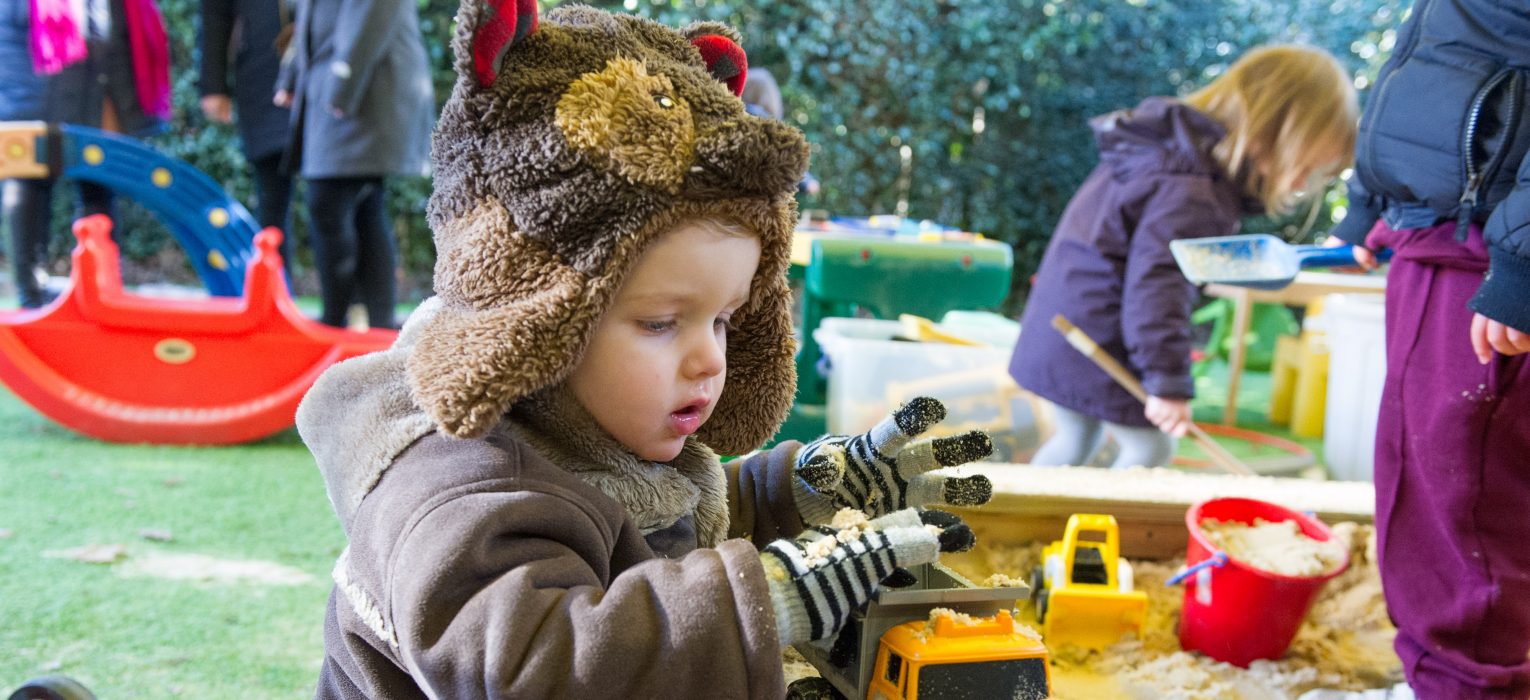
left=1470, top=313, right=1530, bottom=364
left=760, top=507, right=973, bottom=645
left=1145, top=396, right=1191, bottom=438
left=793, top=397, right=994, bottom=525
left=1322, top=235, right=1380, bottom=270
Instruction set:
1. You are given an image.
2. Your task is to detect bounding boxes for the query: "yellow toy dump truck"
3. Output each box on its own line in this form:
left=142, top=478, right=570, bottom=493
left=1030, top=513, right=1149, bottom=649
left=787, top=562, right=1051, bottom=700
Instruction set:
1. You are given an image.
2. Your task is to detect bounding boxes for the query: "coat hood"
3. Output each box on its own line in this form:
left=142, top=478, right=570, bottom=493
left=1091, top=97, right=1229, bottom=183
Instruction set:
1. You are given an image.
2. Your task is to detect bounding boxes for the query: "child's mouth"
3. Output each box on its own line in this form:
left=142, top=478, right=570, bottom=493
left=670, top=402, right=705, bottom=436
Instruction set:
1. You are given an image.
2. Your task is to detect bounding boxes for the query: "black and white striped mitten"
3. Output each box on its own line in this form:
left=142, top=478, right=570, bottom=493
left=793, top=397, right=995, bottom=524
left=761, top=507, right=975, bottom=646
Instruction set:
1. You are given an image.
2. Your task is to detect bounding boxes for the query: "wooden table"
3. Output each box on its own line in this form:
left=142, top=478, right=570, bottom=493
left=1203, top=271, right=1386, bottom=425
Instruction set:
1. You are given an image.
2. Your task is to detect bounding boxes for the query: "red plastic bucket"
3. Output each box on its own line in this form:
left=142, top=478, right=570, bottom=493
left=1176, top=497, right=1349, bottom=667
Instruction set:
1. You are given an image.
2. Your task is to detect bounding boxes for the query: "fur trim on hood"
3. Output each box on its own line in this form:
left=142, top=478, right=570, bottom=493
left=507, top=386, right=731, bottom=548
left=297, top=298, right=730, bottom=546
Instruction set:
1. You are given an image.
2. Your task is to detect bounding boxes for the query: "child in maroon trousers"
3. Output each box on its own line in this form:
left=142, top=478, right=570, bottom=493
left=1361, top=220, right=1530, bottom=699
left=1320, top=1, right=1530, bottom=697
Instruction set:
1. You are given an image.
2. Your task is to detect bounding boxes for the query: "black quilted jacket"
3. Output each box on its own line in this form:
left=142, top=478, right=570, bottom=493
left=1332, top=0, right=1530, bottom=332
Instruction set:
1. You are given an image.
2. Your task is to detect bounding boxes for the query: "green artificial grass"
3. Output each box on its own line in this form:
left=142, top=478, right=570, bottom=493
left=1189, top=359, right=1328, bottom=471
left=0, top=388, right=340, bottom=699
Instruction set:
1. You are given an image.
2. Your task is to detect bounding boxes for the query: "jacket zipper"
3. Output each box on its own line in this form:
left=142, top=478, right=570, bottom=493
left=1457, top=68, right=1525, bottom=240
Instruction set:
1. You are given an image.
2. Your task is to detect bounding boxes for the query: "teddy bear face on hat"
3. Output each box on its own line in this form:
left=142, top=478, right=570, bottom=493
left=407, top=1, right=810, bottom=456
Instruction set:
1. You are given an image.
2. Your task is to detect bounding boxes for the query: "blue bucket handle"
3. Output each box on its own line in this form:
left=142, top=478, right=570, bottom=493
left=1167, top=551, right=1228, bottom=586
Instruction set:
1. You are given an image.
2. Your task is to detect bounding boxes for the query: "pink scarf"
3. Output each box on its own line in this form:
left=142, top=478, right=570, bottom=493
left=123, top=0, right=171, bottom=121
left=28, top=0, right=170, bottom=122
left=28, top=0, right=87, bottom=74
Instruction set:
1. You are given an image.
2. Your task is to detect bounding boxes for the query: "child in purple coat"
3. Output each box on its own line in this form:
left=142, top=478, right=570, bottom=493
left=1010, top=45, right=1358, bottom=468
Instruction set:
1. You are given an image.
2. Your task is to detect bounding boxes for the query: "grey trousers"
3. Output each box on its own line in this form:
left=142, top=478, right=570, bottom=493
left=1030, top=403, right=1176, bottom=469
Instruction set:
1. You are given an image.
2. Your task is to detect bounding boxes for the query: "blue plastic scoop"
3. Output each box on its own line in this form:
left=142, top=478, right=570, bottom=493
left=1169, top=234, right=1380, bottom=290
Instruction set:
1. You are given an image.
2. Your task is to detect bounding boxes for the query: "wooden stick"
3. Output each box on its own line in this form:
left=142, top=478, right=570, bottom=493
left=1050, top=314, right=1256, bottom=477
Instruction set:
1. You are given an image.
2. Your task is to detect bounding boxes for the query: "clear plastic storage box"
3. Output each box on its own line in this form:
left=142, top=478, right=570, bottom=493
left=812, top=316, right=1044, bottom=462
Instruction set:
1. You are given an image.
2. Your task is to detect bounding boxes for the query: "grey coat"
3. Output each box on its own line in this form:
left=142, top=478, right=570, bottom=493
left=277, top=0, right=432, bottom=178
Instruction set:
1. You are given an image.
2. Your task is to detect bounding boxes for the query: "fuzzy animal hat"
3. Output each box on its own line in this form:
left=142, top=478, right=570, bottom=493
left=408, top=1, right=809, bottom=455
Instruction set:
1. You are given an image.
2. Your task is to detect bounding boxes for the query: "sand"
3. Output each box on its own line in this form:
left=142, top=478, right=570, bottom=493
left=782, top=522, right=1397, bottom=698
left=947, top=520, right=1399, bottom=699
left=1200, top=518, right=1349, bottom=577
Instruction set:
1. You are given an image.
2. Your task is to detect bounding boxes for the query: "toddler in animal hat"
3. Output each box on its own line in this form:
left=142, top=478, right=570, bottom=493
left=295, top=2, right=996, bottom=697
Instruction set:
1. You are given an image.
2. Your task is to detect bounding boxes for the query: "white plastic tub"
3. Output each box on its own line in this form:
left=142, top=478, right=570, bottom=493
left=1322, top=293, right=1387, bottom=481
left=812, top=316, right=1043, bottom=462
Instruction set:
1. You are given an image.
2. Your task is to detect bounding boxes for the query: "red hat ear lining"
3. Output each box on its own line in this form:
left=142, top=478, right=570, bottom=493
left=689, top=34, right=749, bottom=97
left=472, top=0, right=539, bottom=88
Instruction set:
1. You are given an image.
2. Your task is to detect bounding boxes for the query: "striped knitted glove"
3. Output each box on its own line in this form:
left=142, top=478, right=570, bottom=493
left=762, top=507, right=975, bottom=646
left=794, top=397, right=995, bottom=524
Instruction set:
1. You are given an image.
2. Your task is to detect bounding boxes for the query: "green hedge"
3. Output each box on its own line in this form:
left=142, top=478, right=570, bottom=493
left=113, top=0, right=1408, bottom=305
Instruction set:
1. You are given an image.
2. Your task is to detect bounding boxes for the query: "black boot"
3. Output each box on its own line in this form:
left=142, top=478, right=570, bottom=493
left=3, top=179, right=56, bottom=308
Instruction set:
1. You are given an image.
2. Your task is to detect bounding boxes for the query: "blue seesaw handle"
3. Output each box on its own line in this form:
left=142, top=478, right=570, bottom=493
left=1293, top=244, right=1394, bottom=269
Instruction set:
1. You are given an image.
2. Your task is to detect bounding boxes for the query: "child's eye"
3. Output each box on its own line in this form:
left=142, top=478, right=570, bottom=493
left=714, top=315, right=737, bottom=331
left=639, top=319, right=675, bottom=334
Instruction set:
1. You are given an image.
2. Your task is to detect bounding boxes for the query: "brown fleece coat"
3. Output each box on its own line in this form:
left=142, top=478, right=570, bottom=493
left=296, top=5, right=815, bottom=696
left=296, top=300, right=808, bottom=699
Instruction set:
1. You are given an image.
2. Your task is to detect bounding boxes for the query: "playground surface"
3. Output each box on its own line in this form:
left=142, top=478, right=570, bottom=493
left=0, top=385, right=339, bottom=699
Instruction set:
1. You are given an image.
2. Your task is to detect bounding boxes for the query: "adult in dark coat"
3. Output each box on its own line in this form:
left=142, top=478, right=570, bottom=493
left=0, top=2, right=47, bottom=123
left=197, top=0, right=297, bottom=266
left=1318, top=0, right=1530, bottom=696
left=1, top=0, right=167, bottom=308
left=275, top=0, right=433, bottom=328
left=1010, top=98, right=1247, bottom=467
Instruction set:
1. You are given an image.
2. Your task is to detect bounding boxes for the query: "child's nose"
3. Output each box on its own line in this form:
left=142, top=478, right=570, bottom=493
left=684, top=329, right=727, bottom=379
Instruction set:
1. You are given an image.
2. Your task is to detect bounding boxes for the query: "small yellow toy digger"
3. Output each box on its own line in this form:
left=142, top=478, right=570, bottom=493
left=1029, top=513, right=1149, bottom=649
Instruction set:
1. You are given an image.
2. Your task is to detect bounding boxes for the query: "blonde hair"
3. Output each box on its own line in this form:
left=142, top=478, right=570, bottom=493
left=683, top=215, right=754, bottom=239
left=1184, top=44, right=1359, bottom=213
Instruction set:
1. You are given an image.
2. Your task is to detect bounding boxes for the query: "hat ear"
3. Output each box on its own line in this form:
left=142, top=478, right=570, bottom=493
left=408, top=199, right=598, bottom=439
left=454, top=0, right=539, bottom=89
left=688, top=34, right=748, bottom=96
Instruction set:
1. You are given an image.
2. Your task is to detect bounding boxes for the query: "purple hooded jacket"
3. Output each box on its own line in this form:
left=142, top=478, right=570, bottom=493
left=1010, top=97, right=1250, bottom=427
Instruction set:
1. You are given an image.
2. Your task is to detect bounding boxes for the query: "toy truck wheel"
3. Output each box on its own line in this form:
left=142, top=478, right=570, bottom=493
left=1028, top=564, right=1051, bottom=623
left=8, top=676, right=97, bottom=700
left=786, top=677, right=845, bottom=700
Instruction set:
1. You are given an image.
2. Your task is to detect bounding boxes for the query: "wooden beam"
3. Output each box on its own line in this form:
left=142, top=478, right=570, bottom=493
left=950, top=464, right=1374, bottom=560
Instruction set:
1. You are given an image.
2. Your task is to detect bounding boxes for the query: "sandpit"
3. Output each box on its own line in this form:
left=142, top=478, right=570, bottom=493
left=946, top=520, right=1399, bottom=699
left=784, top=466, right=1400, bottom=698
